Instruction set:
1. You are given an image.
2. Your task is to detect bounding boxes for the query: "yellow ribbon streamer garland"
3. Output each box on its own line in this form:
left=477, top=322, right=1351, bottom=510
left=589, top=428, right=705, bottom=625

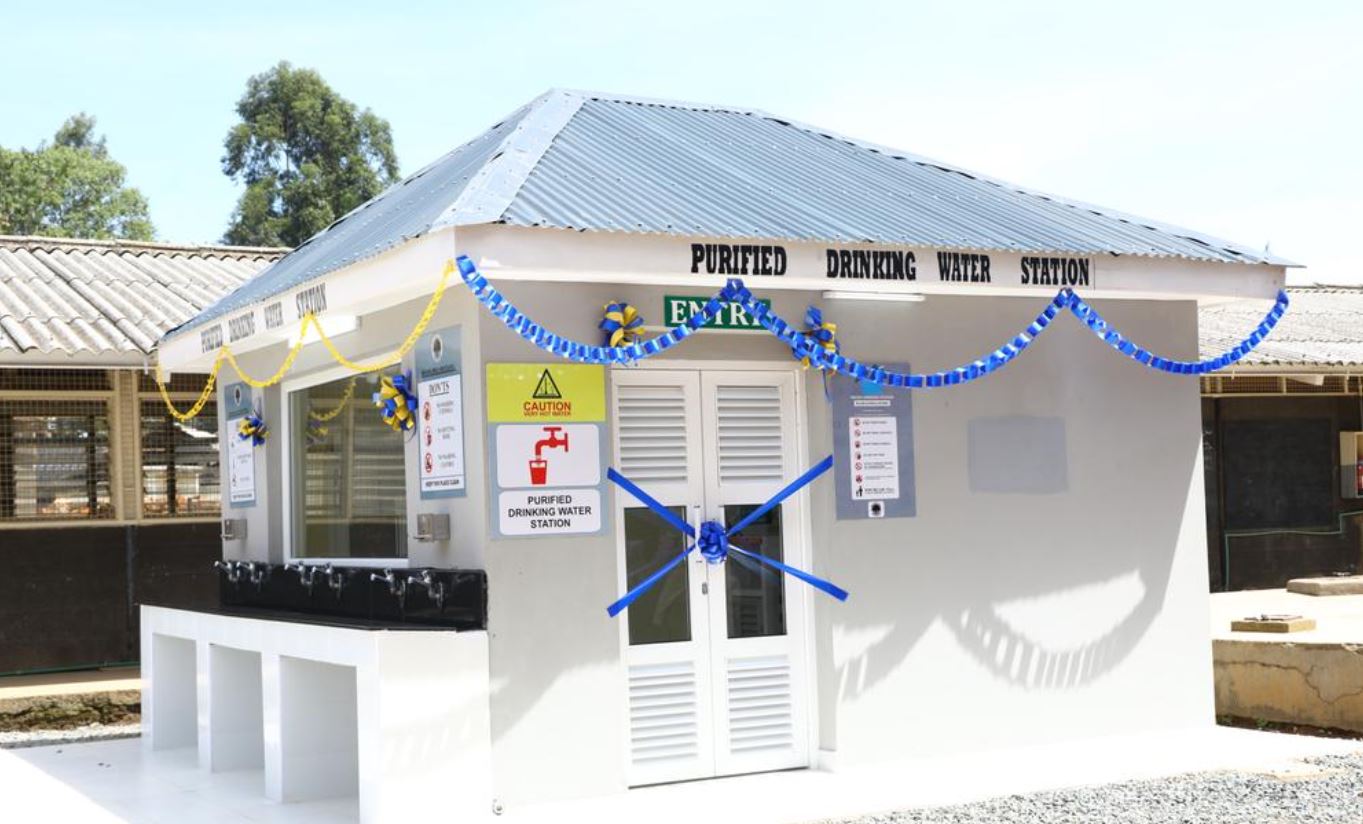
left=153, top=260, right=456, bottom=422
left=308, top=377, right=357, bottom=424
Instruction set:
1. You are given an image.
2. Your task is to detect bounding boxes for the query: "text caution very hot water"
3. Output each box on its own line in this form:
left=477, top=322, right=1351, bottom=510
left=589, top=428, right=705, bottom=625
left=487, top=363, right=607, bottom=536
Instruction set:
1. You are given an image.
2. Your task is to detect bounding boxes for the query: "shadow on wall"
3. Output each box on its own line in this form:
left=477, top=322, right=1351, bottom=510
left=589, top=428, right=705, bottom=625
left=830, top=380, right=1195, bottom=701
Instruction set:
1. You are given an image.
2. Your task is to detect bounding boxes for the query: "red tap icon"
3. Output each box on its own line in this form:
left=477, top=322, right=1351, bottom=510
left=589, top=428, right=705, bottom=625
left=529, top=426, right=570, bottom=486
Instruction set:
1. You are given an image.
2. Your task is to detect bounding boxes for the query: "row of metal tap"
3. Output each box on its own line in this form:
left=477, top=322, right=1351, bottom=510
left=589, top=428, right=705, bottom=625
left=212, top=561, right=448, bottom=610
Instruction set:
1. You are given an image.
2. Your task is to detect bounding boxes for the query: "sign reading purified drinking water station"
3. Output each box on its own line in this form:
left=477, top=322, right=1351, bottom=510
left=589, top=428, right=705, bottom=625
left=486, top=363, right=607, bottom=536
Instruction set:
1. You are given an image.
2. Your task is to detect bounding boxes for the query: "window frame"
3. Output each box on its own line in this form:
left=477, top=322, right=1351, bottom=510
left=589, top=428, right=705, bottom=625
left=137, top=394, right=223, bottom=521
left=0, top=394, right=115, bottom=523
left=281, top=363, right=411, bottom=568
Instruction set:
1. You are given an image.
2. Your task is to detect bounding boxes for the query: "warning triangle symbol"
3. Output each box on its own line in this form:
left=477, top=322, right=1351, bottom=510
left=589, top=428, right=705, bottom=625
left=532, top=369, right=562, bottom=400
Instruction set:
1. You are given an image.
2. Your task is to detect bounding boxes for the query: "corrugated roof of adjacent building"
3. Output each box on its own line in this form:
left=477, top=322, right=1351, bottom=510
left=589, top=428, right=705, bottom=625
left=172, top=88, right=1293, bottom=336
left=1200, top=286, right=1363, bottom=368
left=0, top=235, right=285, bottom=365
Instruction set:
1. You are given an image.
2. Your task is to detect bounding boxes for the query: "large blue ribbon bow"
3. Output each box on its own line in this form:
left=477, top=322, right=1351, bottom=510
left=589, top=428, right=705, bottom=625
left=605, top=455, right=849, bottom=617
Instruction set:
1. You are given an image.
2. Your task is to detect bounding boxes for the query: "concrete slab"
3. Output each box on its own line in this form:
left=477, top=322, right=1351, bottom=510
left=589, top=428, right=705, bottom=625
left=1, top=728, right=1359, bottom=824
left=1212, top=589, right=1363, bottom=733
left=1287, top=575, right=1363, bottom=596
left=0, top=667, right=140, bottom=701
left=1229, top=615, right=1316, bottom=633
left=1211, top=588, right=1363, bottom=643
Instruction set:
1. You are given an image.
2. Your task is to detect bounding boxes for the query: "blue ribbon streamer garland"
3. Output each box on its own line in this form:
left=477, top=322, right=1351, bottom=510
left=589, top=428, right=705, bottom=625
left=454, top=256, right=1289, bottom=383
left=605, top=456, right=849, bottom=617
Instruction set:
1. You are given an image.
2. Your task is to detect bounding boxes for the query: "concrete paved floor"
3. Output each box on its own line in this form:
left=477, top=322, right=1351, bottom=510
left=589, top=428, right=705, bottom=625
left=1, top=726, right=1358, bottom=824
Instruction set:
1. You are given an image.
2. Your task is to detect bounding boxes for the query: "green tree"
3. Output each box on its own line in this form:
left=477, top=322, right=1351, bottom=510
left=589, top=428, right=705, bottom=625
left=0, top=114, right=154, bottom=240
left=221, top=62, right=400, bottom=247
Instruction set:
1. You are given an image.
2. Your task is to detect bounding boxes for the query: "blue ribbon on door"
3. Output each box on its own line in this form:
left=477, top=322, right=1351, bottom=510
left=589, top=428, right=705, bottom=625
left=605, top=455, right=849, bottom=617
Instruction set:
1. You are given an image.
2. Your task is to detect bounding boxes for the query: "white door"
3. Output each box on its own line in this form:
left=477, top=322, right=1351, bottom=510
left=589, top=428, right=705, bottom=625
left=612, top=368, right=811, bottom=786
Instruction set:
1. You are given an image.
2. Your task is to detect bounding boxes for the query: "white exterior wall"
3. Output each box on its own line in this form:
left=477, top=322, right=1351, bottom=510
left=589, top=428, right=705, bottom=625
left=200, top=238, right=1220, bottom=811
left=805, top=294, right=1213, bottom=762
left=217, top=285, right=489, bottom=571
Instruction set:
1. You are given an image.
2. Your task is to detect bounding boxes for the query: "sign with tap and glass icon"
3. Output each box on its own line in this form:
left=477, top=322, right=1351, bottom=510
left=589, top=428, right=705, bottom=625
left=487, top=363, right=607, bottom=536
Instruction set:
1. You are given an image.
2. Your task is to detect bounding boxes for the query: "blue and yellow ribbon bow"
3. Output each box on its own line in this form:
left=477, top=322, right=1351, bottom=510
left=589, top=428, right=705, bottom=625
left=373, top=372, right=417, bottom=433
left=799, top=305, right=838, bottom=369
left=599, top=301, right=644, bottom=348
left=237, top=412, right=268, bottom=446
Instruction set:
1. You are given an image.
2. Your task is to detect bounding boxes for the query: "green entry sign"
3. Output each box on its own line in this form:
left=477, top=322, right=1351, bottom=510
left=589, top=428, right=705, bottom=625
left=663, top=295, right=772, bottom=330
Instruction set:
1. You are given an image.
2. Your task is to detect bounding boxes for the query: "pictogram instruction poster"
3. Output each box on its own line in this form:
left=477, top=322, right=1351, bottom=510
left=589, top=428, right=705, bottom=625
left=416, top=325, right=466, bottom=498
left=831, top=364, right=916, bottom=520
left=486, top=363, right=607, bottom=537
left=223, top=382, right=257, bottom=507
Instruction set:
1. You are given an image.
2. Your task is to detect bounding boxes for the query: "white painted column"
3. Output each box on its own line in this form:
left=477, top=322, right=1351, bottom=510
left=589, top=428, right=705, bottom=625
left=262, top=652, right=283, bottom=801
left=356, top=632, right=493, bottom=824
left=196, top=640, right=212, bottom=770
left=206, top=645, right=265, bottom=772
left=146, top=633, right=197, bottom=751
left=279, top=655, right=359, bottom=802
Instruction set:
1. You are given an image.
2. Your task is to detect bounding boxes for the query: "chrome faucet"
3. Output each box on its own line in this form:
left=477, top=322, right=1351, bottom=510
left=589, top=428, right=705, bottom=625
left=213, top=560, right=243, bottom=583
left=244, top=561, right=270, bottom=588
left=324, top=564, right=347, bottom=596
left=407, top=570, right=447, bottom=611
left=285, top=563, right=319, bottom=595
left=371, top=568, right=407, bottom=609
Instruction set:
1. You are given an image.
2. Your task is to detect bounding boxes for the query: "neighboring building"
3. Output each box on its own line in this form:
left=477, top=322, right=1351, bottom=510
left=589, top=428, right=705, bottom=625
left=1200, top=286, right=1363, bottom=591
left=148, top=90, right=1289, bottom=818
left=0, top=235, right=285, bottom=673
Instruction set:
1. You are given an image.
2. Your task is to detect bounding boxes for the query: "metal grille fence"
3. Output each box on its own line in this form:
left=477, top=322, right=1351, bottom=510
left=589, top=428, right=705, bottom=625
left=0, top=368, right=219, bottom=522
left=0, top=398, right=113, bottom=520
left=1201, top=374, right=1361, bottom=396
left=0, top=369, right=110, bottom=392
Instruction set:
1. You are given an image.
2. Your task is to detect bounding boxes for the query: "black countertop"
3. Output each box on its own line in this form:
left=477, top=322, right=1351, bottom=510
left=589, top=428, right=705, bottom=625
left=146, top=603, right=469, bottom=632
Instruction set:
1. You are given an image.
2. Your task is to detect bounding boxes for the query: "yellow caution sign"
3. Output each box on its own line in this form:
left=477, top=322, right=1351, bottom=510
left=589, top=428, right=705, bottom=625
left=486, top=363, right=606, bottom=422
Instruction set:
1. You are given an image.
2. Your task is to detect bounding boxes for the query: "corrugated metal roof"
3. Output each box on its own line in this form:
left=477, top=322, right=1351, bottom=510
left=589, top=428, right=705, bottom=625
left=1200, top=286, right=1363, bottom=368
left=0, top=235, right=284, bottom=365
left=172, top=88, right=1292, bottom=336
left=174, top=102, right=536, bottom=335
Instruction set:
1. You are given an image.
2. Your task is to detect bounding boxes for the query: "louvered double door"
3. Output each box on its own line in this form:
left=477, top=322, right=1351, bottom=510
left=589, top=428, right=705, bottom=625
left=613, top=369, right=811, bottom=786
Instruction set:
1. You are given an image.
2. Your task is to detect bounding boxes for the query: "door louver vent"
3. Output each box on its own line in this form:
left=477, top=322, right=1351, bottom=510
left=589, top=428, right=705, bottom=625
left=726, top=654, right=795, bottom=754
left=715, top=384, right=784, bottom=483
left=616, top=383, right=690, bottom=483
left=629, top=661, right=701, bottom=766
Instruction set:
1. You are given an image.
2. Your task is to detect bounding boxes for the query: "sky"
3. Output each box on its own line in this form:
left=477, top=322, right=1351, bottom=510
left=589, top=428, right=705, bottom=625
left=1, top=1, right=1358, bottom=284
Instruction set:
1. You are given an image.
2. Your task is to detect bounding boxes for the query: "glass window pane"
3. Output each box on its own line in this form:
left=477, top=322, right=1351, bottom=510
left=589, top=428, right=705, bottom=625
left=290, top=374, right=407, bottom=558
left=724, top=503, right=786, bottom=639
left=625, top=506, right=690, bottom=645
left=141, top=401, right=221, bottom=517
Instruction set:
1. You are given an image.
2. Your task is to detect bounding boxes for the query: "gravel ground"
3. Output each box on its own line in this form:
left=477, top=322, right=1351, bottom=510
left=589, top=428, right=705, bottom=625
left=0, top=722, right=140, bottom=749
left=828, top=754, right=1363, bottom=824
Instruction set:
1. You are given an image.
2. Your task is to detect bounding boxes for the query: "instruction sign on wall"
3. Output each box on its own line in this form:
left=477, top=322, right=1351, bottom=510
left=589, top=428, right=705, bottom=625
left=832, top=364, right=915, bottom=520
left=416, top=325, right=466, bottom=498
left=487, top=363, right=607, bottom=537
left=223, top=382, right=256, bottom=508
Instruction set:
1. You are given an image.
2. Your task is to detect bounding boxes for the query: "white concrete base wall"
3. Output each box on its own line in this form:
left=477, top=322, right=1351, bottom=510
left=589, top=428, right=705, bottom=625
left=141, top=606, right=493, bottom=823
